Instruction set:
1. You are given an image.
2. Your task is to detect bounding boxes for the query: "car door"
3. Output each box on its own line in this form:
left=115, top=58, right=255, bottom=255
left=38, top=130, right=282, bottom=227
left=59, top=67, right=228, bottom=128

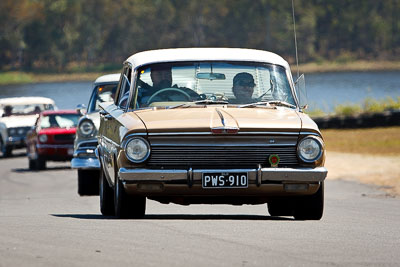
left=99, top=66, right=132, bottom=186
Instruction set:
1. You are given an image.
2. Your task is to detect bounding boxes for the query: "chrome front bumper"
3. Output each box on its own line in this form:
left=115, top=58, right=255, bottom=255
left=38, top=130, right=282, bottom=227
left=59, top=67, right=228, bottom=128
left=6, top=136, right=26, bottom=146
left=119, top=167, right=328, bottom=184
left=71, top=143, right=100, bottom=169
left=71, top=157, right=100, bottom=169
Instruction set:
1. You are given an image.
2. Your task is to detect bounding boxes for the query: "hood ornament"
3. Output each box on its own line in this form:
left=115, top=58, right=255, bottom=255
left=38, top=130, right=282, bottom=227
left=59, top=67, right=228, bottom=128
left=212, top=108, right=239, bottom=134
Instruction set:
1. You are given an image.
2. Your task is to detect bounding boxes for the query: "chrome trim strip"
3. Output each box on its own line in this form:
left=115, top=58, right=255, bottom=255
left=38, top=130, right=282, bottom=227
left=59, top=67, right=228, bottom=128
left=37, top=144, right=74, bottom=149
left=148, top=131, right=300, bottom=136
left=101, top=135, right=121, bottom=148
left=239, top=132, right=300, bottom=135
left=123, top=133, right=147, bottom=139
left=150, top=143, right=296, bottom=147
left=300, top=132, right=320, bottom=136
left=71, top=157, right=100, bottom=169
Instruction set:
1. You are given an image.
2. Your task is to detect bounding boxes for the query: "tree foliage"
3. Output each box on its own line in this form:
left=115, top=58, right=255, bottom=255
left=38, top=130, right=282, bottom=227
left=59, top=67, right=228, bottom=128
left=1, top=0, right=399, bottom=71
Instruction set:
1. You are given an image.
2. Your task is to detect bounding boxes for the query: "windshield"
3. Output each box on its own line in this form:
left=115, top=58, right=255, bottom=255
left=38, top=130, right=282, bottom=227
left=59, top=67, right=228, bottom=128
left=1, top=103, right=54, bottom=117
left=40, top=114, right=80, bottom=129
left=134, top=62, right=295, bottom=108
left=88, top=84, right=118, bottom=112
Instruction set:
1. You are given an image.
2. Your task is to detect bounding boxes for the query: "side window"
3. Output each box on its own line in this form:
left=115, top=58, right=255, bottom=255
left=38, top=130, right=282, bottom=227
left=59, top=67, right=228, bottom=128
left=116, top=67, right=132, bottom=109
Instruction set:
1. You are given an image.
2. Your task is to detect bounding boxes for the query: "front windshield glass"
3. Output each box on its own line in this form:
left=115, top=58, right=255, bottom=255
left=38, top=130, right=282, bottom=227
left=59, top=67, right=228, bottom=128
left=1, top=103, right=54, bottom=117
left=40, top=114, right=80, bottom=129
left=134, top=62, right=295, bottom=108
left=88, top=84, right=118, bottom=112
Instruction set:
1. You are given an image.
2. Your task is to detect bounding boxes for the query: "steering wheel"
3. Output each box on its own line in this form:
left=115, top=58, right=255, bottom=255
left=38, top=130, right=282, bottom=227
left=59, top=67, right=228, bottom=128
left=146, top=87, right=192, bottom=104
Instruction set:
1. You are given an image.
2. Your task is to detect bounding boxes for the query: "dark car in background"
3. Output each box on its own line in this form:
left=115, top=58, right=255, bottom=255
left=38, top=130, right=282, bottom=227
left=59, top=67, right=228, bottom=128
left=71, top=74, right=120, bottom=195
left=26, top=110, right=80, bottom=170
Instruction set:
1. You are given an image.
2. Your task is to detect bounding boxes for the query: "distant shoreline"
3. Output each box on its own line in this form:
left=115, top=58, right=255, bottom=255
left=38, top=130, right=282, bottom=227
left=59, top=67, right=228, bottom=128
left=1, top=60, right=400, bottom=85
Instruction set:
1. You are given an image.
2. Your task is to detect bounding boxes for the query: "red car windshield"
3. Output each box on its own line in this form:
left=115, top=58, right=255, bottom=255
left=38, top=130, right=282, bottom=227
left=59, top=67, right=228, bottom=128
left=40, top=114, right=80, bottom=129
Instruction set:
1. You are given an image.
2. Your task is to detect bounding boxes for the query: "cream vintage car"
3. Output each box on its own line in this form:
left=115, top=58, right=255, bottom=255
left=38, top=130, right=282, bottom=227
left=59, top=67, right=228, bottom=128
left=71, top=74, right=120, bottom=196
left=0, top=97, right=56, bottom=157
left=97, top=48, right=327, bottom=219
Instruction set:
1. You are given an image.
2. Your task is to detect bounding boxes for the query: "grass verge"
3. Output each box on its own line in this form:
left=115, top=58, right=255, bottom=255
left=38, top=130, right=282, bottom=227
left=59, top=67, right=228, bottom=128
left=0, top=71, right=108, bottom=85
left=321, top=126, right=400, bottom=155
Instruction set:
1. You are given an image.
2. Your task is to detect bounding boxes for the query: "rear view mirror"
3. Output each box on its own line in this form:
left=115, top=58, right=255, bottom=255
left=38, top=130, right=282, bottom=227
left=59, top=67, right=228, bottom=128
left=295, top=74, right=307, bottom=109
left=76, top=104, right=87, bottom=115
left=196, top=73, right=226, bottom=80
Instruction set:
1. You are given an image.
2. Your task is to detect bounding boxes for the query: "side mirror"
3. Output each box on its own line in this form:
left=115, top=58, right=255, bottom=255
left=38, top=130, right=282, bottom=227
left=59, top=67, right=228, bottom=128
left=76, top=104, right=87, bottom=115
left=295, top=74, right=308, bottom=110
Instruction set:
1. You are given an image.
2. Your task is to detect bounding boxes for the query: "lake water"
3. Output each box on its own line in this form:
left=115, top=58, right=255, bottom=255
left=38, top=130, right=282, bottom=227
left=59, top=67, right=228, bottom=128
left=0, top=71, right=399, bottom=112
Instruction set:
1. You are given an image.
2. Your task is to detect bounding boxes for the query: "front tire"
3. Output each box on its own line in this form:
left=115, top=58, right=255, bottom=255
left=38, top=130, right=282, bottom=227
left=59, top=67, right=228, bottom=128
left=114, top=175, right=146, bottom=219
left=100, top=168, right=114, bottom=216
left=28, top=159, right=36, bottom=170
left=36, top=157, right=46, bottom=170
left=293, top=182, right=324, bottom=220
left=268, top=200, right=294, bottom=217
left=77, top=169, right=100, bottom=196
left=1, top=141, right=12, bottom=157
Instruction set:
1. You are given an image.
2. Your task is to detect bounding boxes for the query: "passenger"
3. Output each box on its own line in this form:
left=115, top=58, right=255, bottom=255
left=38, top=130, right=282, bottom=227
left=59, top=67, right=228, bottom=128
left=33, top=106, right=41, bottom=114
left=2, top=105, right=13, bottom=117
left=232, top=72, right=256, bottom=103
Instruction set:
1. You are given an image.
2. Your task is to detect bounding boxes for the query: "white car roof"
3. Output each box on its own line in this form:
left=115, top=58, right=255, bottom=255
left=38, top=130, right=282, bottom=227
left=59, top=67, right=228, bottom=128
left=94, top=73, right=121, bottom=85
left=125, top=48, right=290, bottom=69
left=0, top=96, right=55, bottom=106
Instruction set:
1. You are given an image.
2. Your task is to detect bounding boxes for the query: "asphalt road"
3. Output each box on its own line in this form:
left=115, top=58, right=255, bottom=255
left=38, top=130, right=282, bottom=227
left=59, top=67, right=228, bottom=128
left=1, top=150, right=400, bottom=266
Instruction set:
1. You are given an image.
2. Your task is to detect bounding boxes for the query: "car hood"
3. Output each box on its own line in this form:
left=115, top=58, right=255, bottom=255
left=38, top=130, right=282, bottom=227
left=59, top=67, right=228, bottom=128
left=39, top=127, right=76, bottom=135
left=133, top=106, right=302, bottom=134
left=0, top=115, right=38, bottom=128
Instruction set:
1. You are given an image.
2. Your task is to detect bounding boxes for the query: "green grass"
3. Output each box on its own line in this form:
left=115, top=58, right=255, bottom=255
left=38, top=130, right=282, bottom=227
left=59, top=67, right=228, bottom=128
left=306, top=97, right=400, bottom=117
left=0, top=71, right=110, bottom=85
left=0, top=72, right=34, bottom=84
left=321, top=127, right=400, bottom=155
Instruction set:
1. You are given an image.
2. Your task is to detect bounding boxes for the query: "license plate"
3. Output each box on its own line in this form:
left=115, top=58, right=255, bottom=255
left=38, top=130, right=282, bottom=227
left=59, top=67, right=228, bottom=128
left=202, top=172, right=248, bottom=188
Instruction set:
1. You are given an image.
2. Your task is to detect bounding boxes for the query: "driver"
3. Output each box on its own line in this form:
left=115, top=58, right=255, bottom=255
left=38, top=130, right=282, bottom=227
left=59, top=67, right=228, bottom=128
left=137, top=66, right=173, bottom=105
left=231, top=72, right=256, bottom=104
left=138, top=65, right=198, bottom=106
left=2, top=105, right=13, bottom=117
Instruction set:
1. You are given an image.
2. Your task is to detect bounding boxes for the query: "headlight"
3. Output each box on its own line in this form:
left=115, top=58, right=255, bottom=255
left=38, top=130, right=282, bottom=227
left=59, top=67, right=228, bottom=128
left=124, top=137, right=150, bottom=163
left=39, top=134, right=48, bottom=143
left=79, top=119, right=95, bottom=137
left=297, top=136, right=323, bottom=163
left=9, top=128, right=16, bottom=135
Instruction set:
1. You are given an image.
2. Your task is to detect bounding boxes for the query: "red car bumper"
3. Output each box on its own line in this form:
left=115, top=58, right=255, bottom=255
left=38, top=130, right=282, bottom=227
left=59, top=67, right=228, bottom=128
left=36, top=144, right=74, bottom=161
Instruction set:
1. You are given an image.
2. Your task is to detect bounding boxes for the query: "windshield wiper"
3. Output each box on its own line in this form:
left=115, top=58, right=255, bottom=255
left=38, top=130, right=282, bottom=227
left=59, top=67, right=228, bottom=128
left=168, top=100, right=229, bottom=109
left=239, top=101, right=296, bottom=109
left=192, top=100, right=229, bottom=105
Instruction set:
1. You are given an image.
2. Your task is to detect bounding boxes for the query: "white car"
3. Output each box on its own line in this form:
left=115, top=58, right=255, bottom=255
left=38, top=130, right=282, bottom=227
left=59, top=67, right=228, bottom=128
left=71, top=74, right=120, bottom=195
left=0, top=97, right=56, bottom=157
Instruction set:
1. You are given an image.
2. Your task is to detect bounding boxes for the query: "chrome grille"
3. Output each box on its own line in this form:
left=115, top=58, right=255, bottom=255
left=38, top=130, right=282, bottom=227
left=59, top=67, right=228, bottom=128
left=147, top=135, right=299, bottom=167
left=77, top=140, right=98, bottom=149
left=54, top=134, right=75, bottom=142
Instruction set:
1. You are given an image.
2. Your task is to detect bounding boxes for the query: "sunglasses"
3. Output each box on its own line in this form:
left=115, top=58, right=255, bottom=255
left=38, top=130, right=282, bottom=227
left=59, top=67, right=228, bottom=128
left=236, top=80, right=255, bottom=87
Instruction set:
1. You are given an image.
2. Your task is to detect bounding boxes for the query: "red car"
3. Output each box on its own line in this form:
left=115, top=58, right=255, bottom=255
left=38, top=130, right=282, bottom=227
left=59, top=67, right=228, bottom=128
left=26, top=110, right=80, bottom=170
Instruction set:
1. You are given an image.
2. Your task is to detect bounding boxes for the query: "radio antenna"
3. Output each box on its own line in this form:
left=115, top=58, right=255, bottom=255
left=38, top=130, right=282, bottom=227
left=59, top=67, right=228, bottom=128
left=291, top=0, right=300, bottom=79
